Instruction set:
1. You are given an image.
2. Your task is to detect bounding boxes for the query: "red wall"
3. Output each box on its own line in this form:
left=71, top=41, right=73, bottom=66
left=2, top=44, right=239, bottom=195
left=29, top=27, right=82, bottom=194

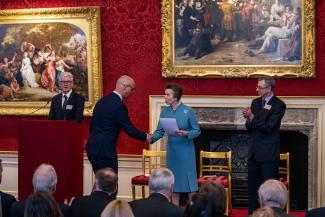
left=0, top=0, right=324, bottom=154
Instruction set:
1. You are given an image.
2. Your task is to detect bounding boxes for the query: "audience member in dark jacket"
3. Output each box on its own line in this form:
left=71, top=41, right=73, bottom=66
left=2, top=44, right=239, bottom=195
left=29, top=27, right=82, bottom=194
left=10, top=163, right=69, bottom=217
left=70, top=167, right=117, bottom=217
left=0, top=159, right=16, bottom=217
left=130, top=168, right=183, bottom=217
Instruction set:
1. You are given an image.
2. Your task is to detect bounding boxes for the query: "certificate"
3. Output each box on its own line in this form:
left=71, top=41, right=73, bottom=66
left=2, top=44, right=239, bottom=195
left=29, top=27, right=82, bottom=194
left=159, top=118, right=179, bottom=136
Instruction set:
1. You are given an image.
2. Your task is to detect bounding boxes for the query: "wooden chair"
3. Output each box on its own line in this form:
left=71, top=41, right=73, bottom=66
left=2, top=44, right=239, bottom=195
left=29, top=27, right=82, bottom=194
left=280, top=152, right=290, bottom=214
left=198, top=150, right=232, bottom=215
left=131, top=149, right=166, bottom=200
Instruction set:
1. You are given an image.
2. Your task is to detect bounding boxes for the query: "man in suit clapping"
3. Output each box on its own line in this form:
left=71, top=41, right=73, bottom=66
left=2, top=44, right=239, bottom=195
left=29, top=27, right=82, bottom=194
left=242, top=76, right=286, bottom=214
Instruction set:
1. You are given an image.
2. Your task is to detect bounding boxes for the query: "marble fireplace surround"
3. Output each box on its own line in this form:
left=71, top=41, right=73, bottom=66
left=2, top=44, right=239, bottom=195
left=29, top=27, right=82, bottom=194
left=149, top=96, right=325, bottom=209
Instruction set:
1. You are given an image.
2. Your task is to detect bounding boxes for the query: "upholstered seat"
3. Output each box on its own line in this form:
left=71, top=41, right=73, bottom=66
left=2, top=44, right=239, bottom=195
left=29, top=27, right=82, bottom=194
left=131, top=149, right=166, bottom=200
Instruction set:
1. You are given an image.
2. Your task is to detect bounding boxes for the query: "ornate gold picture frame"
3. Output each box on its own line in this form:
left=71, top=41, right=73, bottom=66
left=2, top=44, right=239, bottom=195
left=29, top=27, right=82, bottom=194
left=0, top=7, right=102, bottom=116
left=162, top=0, right=315, bottom=78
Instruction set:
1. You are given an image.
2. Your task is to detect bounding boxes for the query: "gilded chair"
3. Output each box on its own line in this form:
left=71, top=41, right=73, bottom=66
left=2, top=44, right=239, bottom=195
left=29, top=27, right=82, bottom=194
left=131, top=149, right=166, bottom=200
left=198, top=150, right=232, bottom=215
left=280, top=152, right=290, bottom=214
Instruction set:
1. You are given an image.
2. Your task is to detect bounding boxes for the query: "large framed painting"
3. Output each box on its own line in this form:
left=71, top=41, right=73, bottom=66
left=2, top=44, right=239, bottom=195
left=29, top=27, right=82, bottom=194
left=0, top=7, right=102, bottom=115
left=162, top=0, right=315, bottom=78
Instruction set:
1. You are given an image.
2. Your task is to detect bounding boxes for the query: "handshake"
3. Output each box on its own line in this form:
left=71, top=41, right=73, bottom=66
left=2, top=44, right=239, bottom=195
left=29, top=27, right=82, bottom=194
left=146, top=134, right=153, bottom=143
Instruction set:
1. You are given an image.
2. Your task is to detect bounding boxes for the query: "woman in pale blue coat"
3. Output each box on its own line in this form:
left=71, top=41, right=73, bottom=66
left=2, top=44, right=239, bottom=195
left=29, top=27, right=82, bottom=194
left=151, top=83, right=201, bottom=205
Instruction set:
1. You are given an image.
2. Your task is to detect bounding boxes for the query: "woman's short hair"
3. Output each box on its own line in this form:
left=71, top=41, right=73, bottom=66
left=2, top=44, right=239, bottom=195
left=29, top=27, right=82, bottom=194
left=101, top=200, right=134, bottom=217
left=199, top=181, right=227, bottom=215
left=165, top=83, right=183, bottom=101
left=24, top=191, right=63, bottom=217
left=184, top=193, right=220, bottom=217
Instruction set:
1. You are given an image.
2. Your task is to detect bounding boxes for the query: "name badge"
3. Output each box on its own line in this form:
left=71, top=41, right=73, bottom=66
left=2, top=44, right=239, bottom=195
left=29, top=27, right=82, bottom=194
left=264, top=104, right=272, bottom=110
left=66, top=105, right=73, bottom=110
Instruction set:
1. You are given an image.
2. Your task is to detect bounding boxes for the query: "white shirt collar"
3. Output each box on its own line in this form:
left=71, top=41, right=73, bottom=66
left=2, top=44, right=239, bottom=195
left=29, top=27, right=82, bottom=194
left=263, top=94, right=274, bottom=104
left=62, top=89, right=72, bottom=99
left=113, top=91, right=123, bottom=101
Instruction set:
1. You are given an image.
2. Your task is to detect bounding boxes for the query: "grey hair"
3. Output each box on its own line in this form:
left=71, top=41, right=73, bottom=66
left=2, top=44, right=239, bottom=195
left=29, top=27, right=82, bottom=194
left=32, top=163, right=58, bottom=193
left=258, top=179, right=288, bottom=209
left=59, top=72, right=73, bottom=81
left=258, top=76, right=276, bottom=89
left=149, top=168, right=174, bottom=193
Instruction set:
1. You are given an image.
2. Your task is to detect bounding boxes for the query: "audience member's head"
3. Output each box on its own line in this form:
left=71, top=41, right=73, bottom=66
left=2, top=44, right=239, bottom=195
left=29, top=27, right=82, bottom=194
left=32, top=163, right=57, bottom=194
left=199, top=181, right=227, bottom=215
left=95, top=167, right=118, bottom=195
left=184, top=193, right=223, bottom=217
left=252, top=207, right=279, bottom=217
left=258, top=179, right=288, bottom=209
left=24, top=191, right=63, bottom=217
left=101, top=199, right=134, bottom=217
left=149, top=168, right=174, bottom=198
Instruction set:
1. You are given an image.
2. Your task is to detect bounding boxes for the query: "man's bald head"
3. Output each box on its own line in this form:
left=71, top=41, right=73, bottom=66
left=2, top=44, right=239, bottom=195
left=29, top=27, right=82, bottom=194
left=114, top=75, right=135, bottom=98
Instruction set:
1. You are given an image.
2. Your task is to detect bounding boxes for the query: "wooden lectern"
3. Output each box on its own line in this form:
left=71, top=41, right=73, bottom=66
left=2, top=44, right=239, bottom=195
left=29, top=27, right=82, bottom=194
left=18, top=120, right=84, bottom=202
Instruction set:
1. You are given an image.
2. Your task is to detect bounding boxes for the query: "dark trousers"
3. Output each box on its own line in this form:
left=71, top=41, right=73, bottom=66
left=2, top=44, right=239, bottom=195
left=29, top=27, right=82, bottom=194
left=87, top=152, right=118, bottom=199
left=248, top=157, right=279, bottom=214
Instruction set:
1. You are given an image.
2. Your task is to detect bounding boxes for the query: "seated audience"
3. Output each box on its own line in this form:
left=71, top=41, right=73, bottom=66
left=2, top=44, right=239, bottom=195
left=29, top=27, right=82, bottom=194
left=305, top=207, right=325, bottom=217
left=70, top=167, right=118, bottom=217
left=257, top=179, right=296, bottom=217
left=199, top=181, right=227, bottom=216
left=129, top=168, right=183, bottom=217
left=101, top=200, right=134, bottom=217
left=252, top=207, right=279, bottom=217
left=10, top=163, right=69, bottom=217
left=0, top=159, right=16, bottom=217
left=24, top=191, right=63, bottom=217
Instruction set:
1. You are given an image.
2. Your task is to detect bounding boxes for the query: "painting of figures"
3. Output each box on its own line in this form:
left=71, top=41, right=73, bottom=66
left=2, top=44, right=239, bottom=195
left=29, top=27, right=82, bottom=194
left=162, top=0, right=315, bottom=78
left=0, top=7, right=102, bottom=116
left=0, top=23, right=88, bottom=101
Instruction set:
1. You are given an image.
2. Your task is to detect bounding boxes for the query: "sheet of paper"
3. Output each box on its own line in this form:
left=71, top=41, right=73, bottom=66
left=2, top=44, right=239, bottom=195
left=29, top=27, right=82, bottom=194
left=159, top=118, right=179, bottom=136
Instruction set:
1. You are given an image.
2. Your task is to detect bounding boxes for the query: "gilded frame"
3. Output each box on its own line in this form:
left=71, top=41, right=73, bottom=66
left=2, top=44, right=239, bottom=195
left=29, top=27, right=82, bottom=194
left=0, top=7, right=102, bottom=116
left=162, top=0, right=315, bottom=78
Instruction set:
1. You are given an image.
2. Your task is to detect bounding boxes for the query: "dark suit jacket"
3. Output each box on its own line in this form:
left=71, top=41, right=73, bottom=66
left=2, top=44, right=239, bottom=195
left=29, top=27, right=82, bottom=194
left=0, top=191, right=16, bottom=217
left=48, top=91, right=85, bottom=123
left=70, top=191, right=114, bottom=217
left=10, top=200, right=69, bottom=217
left=245, top=96, right=286, bottom=162
left=306, top=207, right=325, bottom=217
left=130, top=193, right=184, bottom=217
left=86, top=92, right=147, bottom=161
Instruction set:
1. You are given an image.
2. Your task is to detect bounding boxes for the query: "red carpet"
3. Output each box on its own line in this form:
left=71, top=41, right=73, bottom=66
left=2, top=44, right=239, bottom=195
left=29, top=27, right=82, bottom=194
left=230, top=209, right=305, bottom=217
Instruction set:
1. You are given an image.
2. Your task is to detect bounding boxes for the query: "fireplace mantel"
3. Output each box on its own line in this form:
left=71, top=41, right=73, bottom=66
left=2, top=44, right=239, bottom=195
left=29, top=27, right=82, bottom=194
left=149, top=95, right=325, bottom=209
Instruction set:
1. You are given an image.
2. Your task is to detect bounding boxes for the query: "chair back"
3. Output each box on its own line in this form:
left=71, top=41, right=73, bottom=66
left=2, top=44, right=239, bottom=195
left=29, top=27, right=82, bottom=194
left=280, top=152, right=290, bottom=213
left=142, top=149, right=166, bottom=175
left=199, top=150, right=232, bottom=177
left=280, top=152, right=290, bottom=181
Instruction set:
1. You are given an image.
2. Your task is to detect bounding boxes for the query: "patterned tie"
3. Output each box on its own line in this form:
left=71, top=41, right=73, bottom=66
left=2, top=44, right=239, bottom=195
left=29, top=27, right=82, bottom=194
left=262, top=99, right=266, bottom=108
left=62, top=95, right=68, bottom=110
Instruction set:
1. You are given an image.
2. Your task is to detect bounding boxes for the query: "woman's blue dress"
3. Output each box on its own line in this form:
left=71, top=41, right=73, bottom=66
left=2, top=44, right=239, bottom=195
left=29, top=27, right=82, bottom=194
left=152, top=103, right=201, bottom=192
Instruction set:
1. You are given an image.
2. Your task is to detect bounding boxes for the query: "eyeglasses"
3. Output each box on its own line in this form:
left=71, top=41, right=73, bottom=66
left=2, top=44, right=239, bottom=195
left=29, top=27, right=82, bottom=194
left=60, top=80, right=73, bottom=84
left=256, top=85, right=269, bottom=90
left=123, top=84, right=135, bottom=91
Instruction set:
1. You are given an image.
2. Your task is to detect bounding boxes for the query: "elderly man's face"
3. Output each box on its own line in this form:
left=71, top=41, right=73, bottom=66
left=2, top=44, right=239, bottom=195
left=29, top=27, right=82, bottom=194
left=59, top=76, right=73, bottom=94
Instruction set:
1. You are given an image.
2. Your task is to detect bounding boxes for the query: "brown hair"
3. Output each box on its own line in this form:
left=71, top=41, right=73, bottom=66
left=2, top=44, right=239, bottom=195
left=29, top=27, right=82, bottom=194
left=165, top=83, right=183, bottom=101
left=24, top=191, right=63, bottom=217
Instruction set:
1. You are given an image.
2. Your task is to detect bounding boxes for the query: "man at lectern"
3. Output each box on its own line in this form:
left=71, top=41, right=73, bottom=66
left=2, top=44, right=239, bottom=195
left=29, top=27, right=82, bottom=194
left=242, top=76, right=286, bottom=214
left=48, top=72, right=85, bottom=123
